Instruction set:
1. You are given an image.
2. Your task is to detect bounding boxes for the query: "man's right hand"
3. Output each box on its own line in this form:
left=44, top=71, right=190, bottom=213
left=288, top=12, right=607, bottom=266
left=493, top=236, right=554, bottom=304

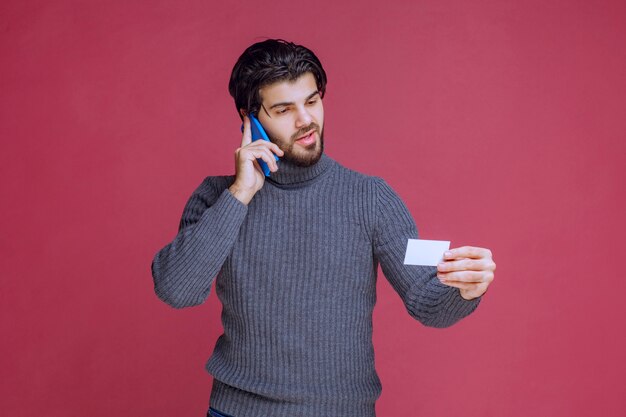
left=228, top=115, right=284, bottom=205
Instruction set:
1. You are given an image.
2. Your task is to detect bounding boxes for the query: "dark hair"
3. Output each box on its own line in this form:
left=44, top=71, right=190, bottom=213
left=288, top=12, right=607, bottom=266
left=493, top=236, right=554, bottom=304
left=228, top=39, right=327, bottom=119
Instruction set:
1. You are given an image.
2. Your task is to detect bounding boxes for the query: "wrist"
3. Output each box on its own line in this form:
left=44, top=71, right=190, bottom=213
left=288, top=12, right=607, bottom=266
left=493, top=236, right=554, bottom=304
left=228, top=183, right=255, bottom=205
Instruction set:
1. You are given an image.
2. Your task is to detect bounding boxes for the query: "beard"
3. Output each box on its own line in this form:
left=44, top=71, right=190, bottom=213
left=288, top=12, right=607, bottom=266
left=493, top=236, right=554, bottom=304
left=270, top=122, right=324, bottom=167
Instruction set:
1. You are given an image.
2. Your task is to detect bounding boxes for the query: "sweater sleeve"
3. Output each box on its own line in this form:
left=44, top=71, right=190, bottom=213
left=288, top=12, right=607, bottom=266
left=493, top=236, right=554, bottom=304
left=151, top=177, right=248, bottom=309
left=371, top=177, right=481, bottom=328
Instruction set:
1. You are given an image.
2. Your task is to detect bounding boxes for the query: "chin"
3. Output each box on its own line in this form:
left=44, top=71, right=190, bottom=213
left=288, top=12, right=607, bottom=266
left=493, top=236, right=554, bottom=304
left=285, top=141, right=324, bottom=167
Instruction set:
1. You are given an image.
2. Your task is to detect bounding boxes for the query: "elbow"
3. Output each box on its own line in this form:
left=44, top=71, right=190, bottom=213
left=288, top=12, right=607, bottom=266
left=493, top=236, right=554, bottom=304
left=407, top=308, right=461, bottom=329
left=405, top=284, right=480, bottom=328
left=154, top=288, right=205, bottom=309
left=420, top=315, right=462, bottom=329
left=151, top=259, right=206, bottom=309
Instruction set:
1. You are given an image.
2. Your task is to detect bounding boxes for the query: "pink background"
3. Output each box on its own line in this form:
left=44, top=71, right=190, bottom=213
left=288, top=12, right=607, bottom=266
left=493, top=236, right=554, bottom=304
left=2, top=1, right=625, bottom=416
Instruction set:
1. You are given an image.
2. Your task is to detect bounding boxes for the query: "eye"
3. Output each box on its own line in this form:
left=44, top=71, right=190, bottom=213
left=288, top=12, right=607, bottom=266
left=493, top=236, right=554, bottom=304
left=275, top=108, right=289, bottom=115
left=307, top=98, right=318, bottom=105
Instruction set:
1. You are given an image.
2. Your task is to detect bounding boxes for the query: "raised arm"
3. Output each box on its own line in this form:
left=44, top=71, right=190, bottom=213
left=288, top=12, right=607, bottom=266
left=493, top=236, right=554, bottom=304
left=151, top=177, right=247, bottom=308
left=152, top=115, right=284, bottom=308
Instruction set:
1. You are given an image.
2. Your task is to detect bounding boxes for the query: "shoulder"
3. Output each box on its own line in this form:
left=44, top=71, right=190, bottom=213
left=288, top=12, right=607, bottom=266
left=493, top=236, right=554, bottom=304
left=329, top=158, right=397, bottom=198
left=327, top=159, right=406, bottom=220
left=328, top=157, right=387, bottom=188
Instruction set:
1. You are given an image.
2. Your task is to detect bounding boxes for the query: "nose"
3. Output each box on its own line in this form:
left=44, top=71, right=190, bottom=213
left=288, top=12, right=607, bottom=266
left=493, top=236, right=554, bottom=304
left=295, top=106, right=312, bottom=129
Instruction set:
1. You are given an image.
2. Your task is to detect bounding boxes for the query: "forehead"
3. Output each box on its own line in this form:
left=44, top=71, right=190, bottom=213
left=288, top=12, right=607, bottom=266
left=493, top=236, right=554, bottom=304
left=258, top=72, right=317, bottom=104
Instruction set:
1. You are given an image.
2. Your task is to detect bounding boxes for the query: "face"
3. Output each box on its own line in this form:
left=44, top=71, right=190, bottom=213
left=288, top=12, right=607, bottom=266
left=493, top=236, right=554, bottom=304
left=255, top=72, right=324, bottom=167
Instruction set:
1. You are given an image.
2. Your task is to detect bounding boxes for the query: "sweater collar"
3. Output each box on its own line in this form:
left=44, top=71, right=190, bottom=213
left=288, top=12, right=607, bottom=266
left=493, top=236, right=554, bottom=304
left=266, top=153, right=334, bottom=187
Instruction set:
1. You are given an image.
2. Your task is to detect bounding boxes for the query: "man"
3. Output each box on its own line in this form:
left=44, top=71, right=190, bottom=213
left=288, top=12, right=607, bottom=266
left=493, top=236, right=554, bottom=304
left=152, top=39, right=496, bottom=417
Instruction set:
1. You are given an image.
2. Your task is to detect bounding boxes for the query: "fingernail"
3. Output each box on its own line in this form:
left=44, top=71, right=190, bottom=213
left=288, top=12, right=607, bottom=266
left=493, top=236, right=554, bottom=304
left=444, top=251, right=452, bottom=258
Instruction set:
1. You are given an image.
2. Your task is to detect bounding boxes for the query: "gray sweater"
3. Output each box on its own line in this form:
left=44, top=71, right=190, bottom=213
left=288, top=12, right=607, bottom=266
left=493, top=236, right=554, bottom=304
left=152, top=153, right=481, bottom=417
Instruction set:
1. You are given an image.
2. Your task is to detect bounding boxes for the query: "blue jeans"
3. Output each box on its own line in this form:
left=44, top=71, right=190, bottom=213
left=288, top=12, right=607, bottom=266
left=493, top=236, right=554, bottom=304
left=207, top=407, right=234, bottom=417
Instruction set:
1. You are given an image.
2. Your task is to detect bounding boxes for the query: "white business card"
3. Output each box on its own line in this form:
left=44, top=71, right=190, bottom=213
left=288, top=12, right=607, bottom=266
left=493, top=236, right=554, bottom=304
left=403, top=239, right=450, bottom=266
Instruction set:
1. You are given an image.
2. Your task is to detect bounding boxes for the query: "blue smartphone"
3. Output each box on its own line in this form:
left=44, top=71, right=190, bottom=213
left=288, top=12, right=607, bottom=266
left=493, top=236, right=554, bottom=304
left=241, top=114, right=280, bottom=177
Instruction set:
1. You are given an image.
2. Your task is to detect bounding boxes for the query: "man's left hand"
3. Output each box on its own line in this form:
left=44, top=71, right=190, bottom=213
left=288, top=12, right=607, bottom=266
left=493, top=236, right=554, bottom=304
left=436, top=246, right=496, bottom=300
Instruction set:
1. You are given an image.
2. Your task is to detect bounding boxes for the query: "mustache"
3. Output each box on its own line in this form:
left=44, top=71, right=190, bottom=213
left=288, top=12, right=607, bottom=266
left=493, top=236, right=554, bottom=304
left=291, top=122, right=321, bottom=141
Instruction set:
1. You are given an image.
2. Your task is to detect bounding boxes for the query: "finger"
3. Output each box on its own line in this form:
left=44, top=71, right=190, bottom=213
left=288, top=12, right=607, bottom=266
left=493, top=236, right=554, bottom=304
left=444, top=246, right=492, bottom=260
left=252, top=158, right=263, bottom=174
left=245, top=148, right=279, bottom=171
left=269, top=142, right=284, bottom=157
left=437, top=259, right=488, bottom=273
left=259, top=147, right=279, bottom=170
left=241, top=115, right=252, bottom=147
left=437, top=270, right=493, bottom=283
left=248, top=139, right=284, bottom=158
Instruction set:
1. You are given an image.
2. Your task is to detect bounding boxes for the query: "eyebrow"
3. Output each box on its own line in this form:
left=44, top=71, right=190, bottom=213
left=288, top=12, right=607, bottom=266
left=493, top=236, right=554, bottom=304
left=267, top=90, right=320, bottom=111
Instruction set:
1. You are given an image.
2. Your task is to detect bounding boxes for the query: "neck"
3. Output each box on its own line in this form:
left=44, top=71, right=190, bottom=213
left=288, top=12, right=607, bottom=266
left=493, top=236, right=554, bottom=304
left=266, top=153, right=334, bottom=187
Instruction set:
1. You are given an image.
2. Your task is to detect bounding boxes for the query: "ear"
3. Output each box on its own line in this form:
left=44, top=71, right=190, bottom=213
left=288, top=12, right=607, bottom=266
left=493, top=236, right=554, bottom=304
left=239, top=108, right=248, bottom=118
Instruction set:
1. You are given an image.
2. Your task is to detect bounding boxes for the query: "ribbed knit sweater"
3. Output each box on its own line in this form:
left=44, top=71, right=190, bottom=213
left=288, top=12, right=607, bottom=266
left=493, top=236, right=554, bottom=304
left=152, top=153, right=481, bottom=417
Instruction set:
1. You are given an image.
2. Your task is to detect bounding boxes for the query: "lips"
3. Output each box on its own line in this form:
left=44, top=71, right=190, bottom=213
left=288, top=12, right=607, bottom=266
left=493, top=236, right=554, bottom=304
left=295, top=131, right=316, bottom=146
left=296, top=130, right=315, bottom=140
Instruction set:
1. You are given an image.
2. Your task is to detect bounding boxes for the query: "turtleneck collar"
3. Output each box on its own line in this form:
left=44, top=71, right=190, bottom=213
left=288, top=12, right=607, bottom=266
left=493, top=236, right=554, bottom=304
left=266, top=153, right=335, bottom=187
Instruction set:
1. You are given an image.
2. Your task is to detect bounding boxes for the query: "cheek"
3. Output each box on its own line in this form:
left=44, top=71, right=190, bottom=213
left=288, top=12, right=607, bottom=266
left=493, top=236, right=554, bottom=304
left=313, top=106, right=324, bottom=126
left=264, top=123, right=291, bottom=144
